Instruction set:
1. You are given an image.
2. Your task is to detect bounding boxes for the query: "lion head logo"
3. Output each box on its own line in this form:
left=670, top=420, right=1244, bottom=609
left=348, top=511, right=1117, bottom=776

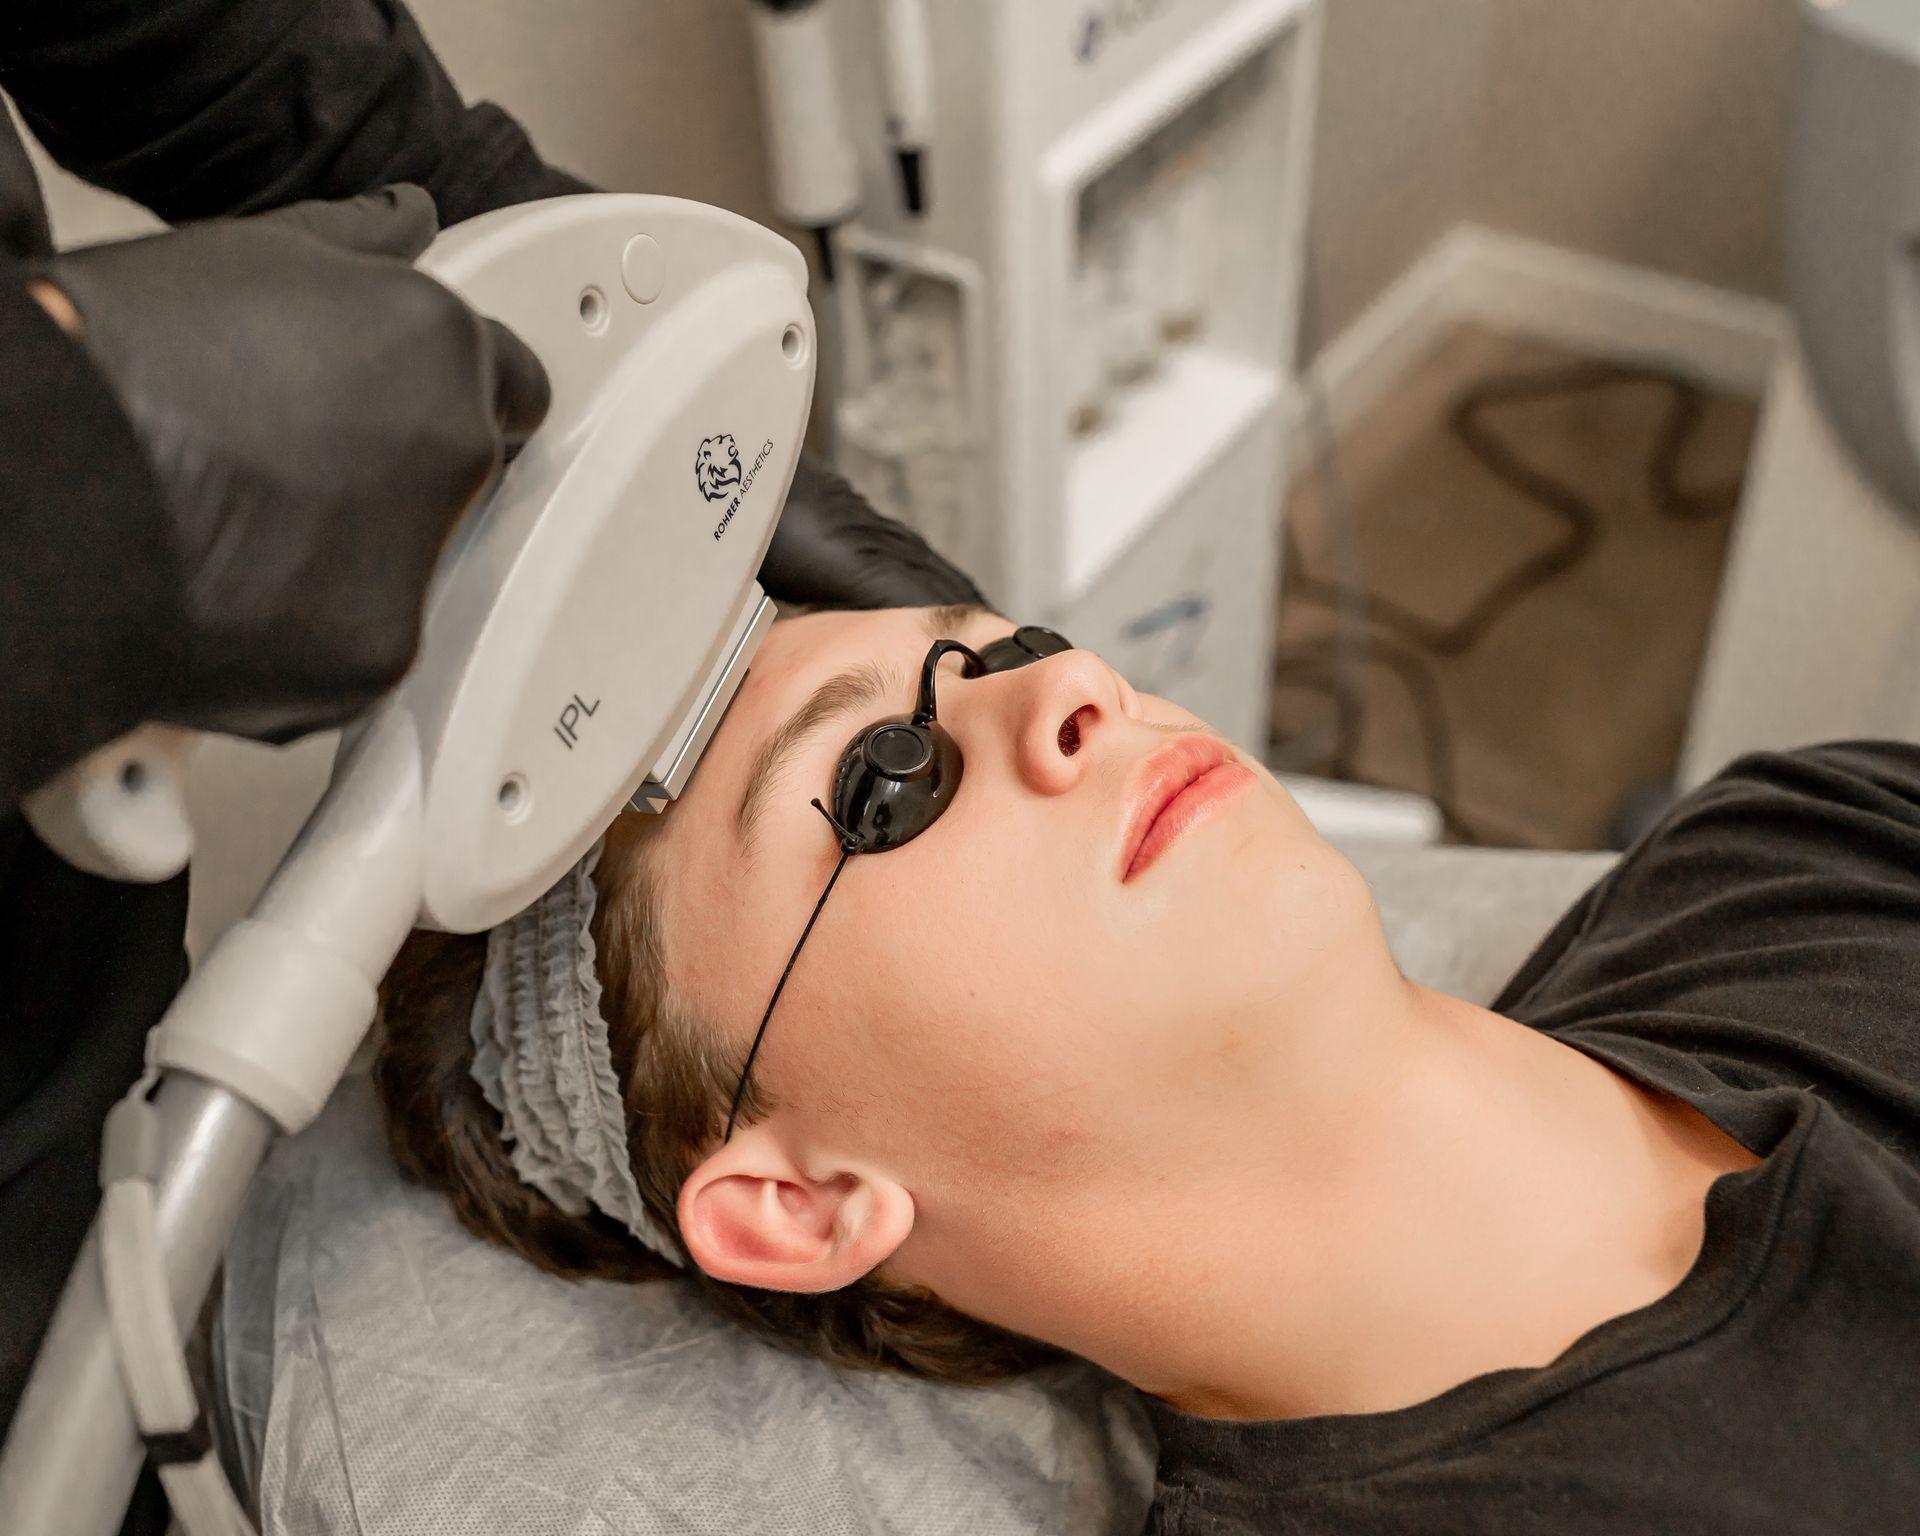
left=694, top=434, right=744, bottom=503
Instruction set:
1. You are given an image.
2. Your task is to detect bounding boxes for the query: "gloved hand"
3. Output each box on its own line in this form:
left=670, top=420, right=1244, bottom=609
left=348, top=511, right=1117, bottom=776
left=759, top=456, right=988, bottom=611
left=32, top=184, right=550, bottom=744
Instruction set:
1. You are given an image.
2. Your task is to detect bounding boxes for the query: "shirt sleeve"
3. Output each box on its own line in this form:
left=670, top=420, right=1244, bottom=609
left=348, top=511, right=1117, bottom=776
left=0, top=262, right=185, bottom=807
left=0, top=0, right=593, bottom=228
left=1494, top=743, right=1920, bottom=1138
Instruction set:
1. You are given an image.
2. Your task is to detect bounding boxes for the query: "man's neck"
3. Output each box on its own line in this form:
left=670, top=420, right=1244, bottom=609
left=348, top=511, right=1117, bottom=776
left=1047, top=982, right=1755, bottom=1421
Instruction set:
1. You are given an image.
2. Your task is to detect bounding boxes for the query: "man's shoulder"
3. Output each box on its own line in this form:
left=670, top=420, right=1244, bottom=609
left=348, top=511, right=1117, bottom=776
left=1494, top=740, right=1920, bottom=1151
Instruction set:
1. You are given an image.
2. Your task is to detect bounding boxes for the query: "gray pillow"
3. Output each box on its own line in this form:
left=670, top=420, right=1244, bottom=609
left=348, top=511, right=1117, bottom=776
left=1346, top=843, right=1616, bottom=1001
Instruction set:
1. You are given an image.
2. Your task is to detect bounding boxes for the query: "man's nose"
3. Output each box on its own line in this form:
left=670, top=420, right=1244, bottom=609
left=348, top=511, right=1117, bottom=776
left=957, top=648, right=1131, bottom=797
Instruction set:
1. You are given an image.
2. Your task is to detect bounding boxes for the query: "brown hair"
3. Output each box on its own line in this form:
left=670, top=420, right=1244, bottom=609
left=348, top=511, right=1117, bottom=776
left=373, top=812, right=1057, bottom=1383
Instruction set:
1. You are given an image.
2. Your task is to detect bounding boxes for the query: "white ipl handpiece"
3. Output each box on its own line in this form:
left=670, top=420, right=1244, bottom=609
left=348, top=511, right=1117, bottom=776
left=397, top=194, right=814, bottom=934
left=153, top=193, right=818, bottom=1119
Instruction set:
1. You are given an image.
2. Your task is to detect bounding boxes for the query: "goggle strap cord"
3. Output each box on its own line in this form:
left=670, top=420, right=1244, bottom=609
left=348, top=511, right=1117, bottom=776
left=810, top=797, right=862, bottom=852
left=721, top=801, right=858, bottom=1142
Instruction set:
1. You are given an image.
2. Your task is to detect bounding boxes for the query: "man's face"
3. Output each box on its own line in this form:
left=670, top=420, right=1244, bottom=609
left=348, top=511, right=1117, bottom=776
left=651, top=605, right=1369, bottom=1253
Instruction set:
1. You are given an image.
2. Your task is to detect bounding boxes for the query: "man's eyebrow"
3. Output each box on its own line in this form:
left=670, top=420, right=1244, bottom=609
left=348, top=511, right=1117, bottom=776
left=922, top=602, right=994, bottom=641
left=735, top=661, right=896, bottom=850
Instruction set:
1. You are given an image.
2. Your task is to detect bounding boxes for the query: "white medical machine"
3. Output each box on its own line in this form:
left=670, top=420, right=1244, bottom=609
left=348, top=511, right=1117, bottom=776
left=1678, top=0, right=1920, bottom=783
left=0, top=192, right=817, bottom=1536
left=813, top=0, right=1323, bottom=749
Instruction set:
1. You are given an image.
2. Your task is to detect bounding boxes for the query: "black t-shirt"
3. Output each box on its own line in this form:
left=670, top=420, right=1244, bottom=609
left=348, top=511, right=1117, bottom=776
left=1147, top=744, right=1920, bottom=1534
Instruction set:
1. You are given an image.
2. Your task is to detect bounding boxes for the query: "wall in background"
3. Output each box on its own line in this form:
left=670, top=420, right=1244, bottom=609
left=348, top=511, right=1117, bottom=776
left=403, top=0, right=778, bottom=228
left=1471, top=0, right=1801, bottom=303
left=1304, top=0, right=1492, bottom=349
left=1304, top=0, right=1803, bottom=358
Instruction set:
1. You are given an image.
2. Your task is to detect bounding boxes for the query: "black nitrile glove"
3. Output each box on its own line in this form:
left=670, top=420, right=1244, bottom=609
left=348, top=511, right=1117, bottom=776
left=760, top=456, right=988, bottom=611
left=34, top=184, right=550, bottom=744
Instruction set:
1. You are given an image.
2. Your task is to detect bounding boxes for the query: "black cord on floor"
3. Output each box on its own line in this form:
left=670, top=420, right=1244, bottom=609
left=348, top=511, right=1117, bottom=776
left=1270, top=357, right=1744, bottom=844
left=1272, top=625, right=1483, bottom=844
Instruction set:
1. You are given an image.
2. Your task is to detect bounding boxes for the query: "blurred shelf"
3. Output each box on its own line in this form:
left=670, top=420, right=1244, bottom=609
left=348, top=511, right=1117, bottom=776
left=1063, top=344, right=1280, bottom=597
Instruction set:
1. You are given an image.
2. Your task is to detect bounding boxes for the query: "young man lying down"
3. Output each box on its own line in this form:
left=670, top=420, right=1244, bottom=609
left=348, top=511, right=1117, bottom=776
left=376, top=603, right=1920, bottom=1534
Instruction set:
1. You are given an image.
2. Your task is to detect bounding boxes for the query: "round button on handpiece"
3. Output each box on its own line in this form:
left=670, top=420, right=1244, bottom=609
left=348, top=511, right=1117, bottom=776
left=621, top=234, right=665, bottom=304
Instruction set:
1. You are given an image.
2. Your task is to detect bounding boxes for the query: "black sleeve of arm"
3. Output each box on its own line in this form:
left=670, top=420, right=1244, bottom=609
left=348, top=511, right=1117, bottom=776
left=1495, top=742, right=1920, bottom=1098
left=0, top=263, right=184, bottom=809
left=0, top=0, right=594, bottom=228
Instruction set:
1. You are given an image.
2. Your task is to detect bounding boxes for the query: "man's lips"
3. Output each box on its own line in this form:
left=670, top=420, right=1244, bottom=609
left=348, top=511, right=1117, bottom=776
left=1118, top=735, right=1254, bottom=882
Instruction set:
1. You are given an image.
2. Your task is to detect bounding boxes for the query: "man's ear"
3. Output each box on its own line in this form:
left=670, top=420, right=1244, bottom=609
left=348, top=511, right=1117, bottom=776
left=678, top=1125, right=914, bottom=1293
